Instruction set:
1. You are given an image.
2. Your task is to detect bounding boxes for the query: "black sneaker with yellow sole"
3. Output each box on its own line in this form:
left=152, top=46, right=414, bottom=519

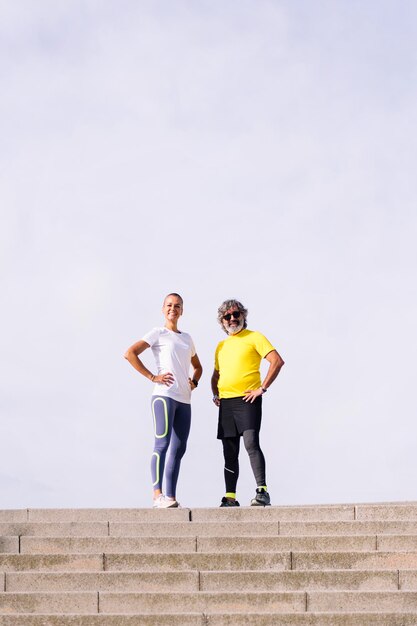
left=220, top=497, right=240, bottom=507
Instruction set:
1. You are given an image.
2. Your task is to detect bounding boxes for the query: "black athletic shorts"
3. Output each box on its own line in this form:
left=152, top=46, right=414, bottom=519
left=217, top=396, right=262, bottom=439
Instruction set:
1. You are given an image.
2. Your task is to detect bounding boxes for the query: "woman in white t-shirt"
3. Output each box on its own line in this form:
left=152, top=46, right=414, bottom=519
left=124, top=293, right=202, bottom=508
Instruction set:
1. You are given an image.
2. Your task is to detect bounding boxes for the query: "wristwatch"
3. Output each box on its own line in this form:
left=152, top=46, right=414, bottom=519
left=192, top=378, right=199, bottom=387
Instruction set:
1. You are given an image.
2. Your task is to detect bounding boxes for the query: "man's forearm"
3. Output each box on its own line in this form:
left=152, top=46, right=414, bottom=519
left=211, top=370, right=220, bottom=396
left=262, top=352, right=285, bottom=390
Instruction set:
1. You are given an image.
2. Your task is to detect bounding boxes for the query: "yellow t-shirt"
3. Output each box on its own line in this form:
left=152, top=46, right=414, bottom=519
left=214, top=329, right=275, bottom=399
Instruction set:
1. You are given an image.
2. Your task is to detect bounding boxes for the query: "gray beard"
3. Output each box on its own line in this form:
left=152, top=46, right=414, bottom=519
left=226, top=319, right=244, bottom=335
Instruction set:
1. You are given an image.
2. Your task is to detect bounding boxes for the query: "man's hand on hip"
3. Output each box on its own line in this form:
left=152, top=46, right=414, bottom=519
left=243, top=388, right=264, bottom=403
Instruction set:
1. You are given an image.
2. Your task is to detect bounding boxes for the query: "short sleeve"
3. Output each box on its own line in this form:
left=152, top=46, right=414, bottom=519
left=253, top=332, right=275, bottom=358
left=141, top=327, right=160, bottom=347
left=214, top=342, right=221, bottom=371
left=190, top=337, right=196, bottom=357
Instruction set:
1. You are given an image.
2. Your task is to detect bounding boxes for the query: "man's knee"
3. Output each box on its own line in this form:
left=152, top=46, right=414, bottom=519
left=243, top=429, right=260, bottom=454
left=222, top=437, right=239, bottom=463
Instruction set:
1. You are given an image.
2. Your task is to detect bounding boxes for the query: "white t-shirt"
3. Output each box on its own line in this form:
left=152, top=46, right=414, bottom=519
left=142, top=327, right=196, bottom=404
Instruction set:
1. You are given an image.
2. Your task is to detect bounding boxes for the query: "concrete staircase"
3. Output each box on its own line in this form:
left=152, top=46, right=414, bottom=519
left=1, top=503, right=417, bottom=624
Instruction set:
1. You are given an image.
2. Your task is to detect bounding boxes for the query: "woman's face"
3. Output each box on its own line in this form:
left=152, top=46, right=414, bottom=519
left=162, top=295, right=183, bottom=322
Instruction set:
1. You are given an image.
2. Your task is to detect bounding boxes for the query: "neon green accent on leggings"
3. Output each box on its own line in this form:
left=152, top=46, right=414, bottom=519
left=152, top=397, right=168, bottom=438
left=225, top=492, right=236, bottom=499
left=152, top=452, right=160, bottom=486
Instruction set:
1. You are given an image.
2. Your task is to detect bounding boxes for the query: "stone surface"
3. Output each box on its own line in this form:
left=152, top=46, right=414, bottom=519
left=0, top=592, right=98, bottom=614
left=378, top=535, right=417, bottom=551
left=205, top=615, right=417, bottom=625
left=200, top=570, right=399, bottom=591
left=292, top=551, right=417, bottom=571
left=307, top=590, right=417, bottom=612
left=191, top=506, right=355, bottom=522
left=280, top=521, right=417, bottom=535
left=104, top=552, right=291, bottom=571
left=0, top=554, right=103, bottom=572
left=356, top=505, right=417, bottom=521
left=0, top=511, right=27, bottom=523
left=0, top=537, right=19, bottom=554
left=0, top=523, right=109, bottom=537
left=6, top=572, right=199, bottom=592
left=109, top=521, right=279, bottom=536
left=28, top=508, right=190, bottom=522
left=400, top=570, right=417, bottom=590
left=0, top=616, right=205, bottom=625
left=98, top=591, right=306, bottom=614
left=1, top=502, right=417, bottom=623
left=20, top=536, right=197, bottom=554
left=197, top=535, right=377, bottom=552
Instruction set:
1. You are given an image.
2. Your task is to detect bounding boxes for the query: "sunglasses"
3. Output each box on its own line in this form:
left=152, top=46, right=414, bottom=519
left=223, top=311, right=241, bottom=321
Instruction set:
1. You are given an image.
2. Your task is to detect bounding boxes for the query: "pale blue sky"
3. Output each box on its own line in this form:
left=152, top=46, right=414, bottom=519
left=1, top=1, right=417, bottom=508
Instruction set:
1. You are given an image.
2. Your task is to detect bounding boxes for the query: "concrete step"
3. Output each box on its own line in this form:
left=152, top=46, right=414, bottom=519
left=5, top=520, right=417, bottom=538
left=0, top=591, right=98, bottom=614
left=0, top=591, right=305, bottom=614
left=306, top=590, right=417, bottom=612
left=2, top=504, right=417, bottom=623
left=3, top=504, right=417, bottom=523
left=1, top=615, right=417, bottom=626
left=0, top=616, right=204, bottom=626
left=401, top=571, right=417, bottom=589
left=0, top=554, right=103, bottom=571
left=203, top=615, right=417, bottom=625
left=20, top=536, right=197, bottom=554
left=5, top=571, right=199, bottom=592
left=196, top=535, right=377, bottom=552
left=21, top=509, right=191, bottom=522
left=292, top=551, right=417, bottom=570
left=379, top=535, right=417, bottom=551
left=0, top=537, right=19, bottom=554
left=1, top=613, right=417, bottom=625
left=109, top=521, right=280, bottom=536
left=104, top=551, right=291, bottom=571
left=0, top=523, right=109, bottom=537
left=104, top=550, right=417, bottom=572
left=98, top=591, right=307, bottom=613
left=200, top=570, right=401, bottom=591
left=356, top=505, right=417, bottom=521
left=17, top=534, right=386, bottom=554
left=60, top=590, right=417, bottom=613
left=0, top=511, right=28, bottom=523
left=280, top=521, right=417, bottom=535
left=191, top=506, right=356, bottom=522
left=193, top=503, right=417, bottom=522
left=3, top=569, right=402, bottom=592
left=2, top=590, right=417, bottom=614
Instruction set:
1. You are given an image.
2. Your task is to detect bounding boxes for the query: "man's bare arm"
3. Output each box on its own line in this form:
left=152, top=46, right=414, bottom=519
left=243, top=349, right=285, bottom=403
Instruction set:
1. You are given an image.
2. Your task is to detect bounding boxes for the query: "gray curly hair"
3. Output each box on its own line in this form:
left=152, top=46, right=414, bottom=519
left=217, top=299, right=248, bottom=333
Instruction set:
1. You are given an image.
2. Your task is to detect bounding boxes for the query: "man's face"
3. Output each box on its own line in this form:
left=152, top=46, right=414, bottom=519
left=163, top=296, right=183, bottom=322
left=222, top=307, right=244, bottom=335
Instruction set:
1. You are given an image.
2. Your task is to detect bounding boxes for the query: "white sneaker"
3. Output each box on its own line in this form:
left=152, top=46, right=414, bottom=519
left=152, top=495, right=179, bottom=508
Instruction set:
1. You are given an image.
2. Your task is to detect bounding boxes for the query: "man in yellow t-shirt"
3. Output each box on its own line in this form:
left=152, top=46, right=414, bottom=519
left=211, top=299, right=285, bottom=507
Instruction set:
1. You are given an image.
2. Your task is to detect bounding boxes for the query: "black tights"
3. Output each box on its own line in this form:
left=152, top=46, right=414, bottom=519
left=222, top=429, right=266, bottom=493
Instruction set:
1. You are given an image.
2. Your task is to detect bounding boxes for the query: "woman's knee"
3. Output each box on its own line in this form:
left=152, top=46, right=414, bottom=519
left=153, top=438, right=170, bottom=455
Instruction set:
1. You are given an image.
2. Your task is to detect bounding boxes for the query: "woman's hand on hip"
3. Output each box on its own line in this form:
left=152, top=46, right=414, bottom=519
left=153, top=372, right=174, bottom=386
